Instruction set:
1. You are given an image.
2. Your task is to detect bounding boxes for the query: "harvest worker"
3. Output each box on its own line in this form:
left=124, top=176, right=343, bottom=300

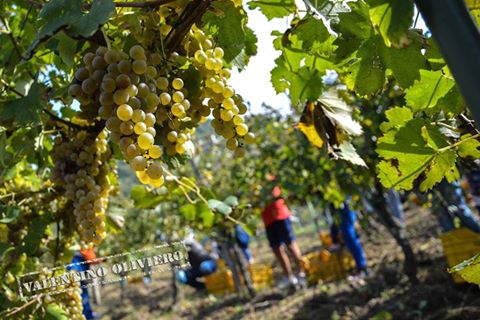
left=432, top=179, right=480, bottom=233
left=261, top=177, right=306, bottom=289
left=330, top=199, right=368, bottom=277
left=177, top=234, right=217, bottom=290
left=235, top=224, right=253, bottom=263
left=67, top=247, right=99, bottom=320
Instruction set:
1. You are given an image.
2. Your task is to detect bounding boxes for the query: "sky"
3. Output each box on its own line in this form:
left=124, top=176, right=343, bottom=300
left=229, top=9, right=292, bottom=114
left=228, top=5, right=429, bottom=115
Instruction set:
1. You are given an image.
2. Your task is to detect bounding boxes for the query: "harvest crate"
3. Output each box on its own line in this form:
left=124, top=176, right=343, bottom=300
left=205, top=269, right=235, bottom=295
left=305, top=249, right=356, bottom=284
left=248, top=263, right=274, bottom=290
left=440, top=227, right=480, bottom=283
left=319, top=232, right=333, bottom=248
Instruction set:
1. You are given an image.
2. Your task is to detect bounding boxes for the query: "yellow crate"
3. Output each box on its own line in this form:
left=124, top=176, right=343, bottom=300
left=205, top=269, right=235, bottom=295
left=440, top=228, right=480, bottom=283
left=248, top=263, right=274, bottom=290
left=305, top=249, right=356, bottom=284
left=319, top=232, right=333, bottom=248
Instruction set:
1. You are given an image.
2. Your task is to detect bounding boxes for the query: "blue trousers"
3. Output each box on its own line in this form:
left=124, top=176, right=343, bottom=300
left=336, top=202, right=367, bottom=272
left=183, top=260, right=217, bottom=290
left=436, top=180, right=480, bottom=233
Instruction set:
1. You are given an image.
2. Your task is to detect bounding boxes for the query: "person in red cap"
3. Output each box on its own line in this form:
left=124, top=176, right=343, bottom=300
left=261, top=180, right=306, bottom=289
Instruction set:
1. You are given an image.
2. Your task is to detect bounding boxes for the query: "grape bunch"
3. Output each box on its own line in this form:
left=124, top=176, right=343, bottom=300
left=68, top=26, right=255, bottom=188
left=51, top=130, right=111, bottom=245
left=186, top=25, right=256, bottom=157
left=41, top=271, right=86, bottom=320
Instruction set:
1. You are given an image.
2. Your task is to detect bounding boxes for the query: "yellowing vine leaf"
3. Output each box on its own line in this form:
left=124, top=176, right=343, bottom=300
left=450, top=254, right=480, bottom=285
left=297, top=122, right=324, bottom=148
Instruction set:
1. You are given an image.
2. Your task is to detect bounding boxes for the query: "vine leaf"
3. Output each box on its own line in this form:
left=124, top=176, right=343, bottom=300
left=457, top=134, right=480, bottom=158
left=405, top=69, right=455, bottom=112
left=337, top=141, right=367, bottom=167
left=0, top=206, right=20, bottom=224
left=207, top=199, right=232, bottom=215
left=202, top=0, right=256, bottom=65
left=381, top=32, right=427, bottom=88
left=369, top=0, right=414, bottom=47
left=420, top=150, right=458, bottom=191
left=0, top=83, right=46, bottom=126
left=44, top=303, right=69, bottom=320
left=26, top=0, right=115, bottom=58
left=344, top=36, right=386, bottom=96
left=450, top=253, right=480, bottom=285
left=22, top=214, right=50, bottom=255
left=248, top=0, right=296, bottom=20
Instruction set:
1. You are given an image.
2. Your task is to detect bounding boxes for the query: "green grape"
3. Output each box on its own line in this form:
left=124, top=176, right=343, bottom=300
left=175, top=143, right=186, bottom=154
left=131, top=155, right=147, bottom=171
left=132, top=60, right=147, bottom=74
left=149, top=145, right=163, bottom=159
left=171, top=103, right=185, bottom=117
left=116, top=104, right=133, bottom=121
left=172, top=91, right=184, bottom=103
left=172, top=78, right=184, bottom=90
left=134, top=122, right=147, bottom=135
left=137, top=83, right=150, bottom=98
left=146, top=162, right=163, bottom=180
left=146, top=93, right=160, bottom=107
left=120, top=121, right=134, bottom=135
left=118, top=60, right=132, bottom=74
left=220, top=109, right=234, bottom=121
left=104, top=50, right=120, bottom=64
left=116, top=74, right=131, bottom=89
left=106, top=117, right=121, bottom=132
left=233, top=115, right=243, bottom=125
left=138, top=132, right=154, bottom=149
left=226, top=138, right=238, bottom=150
left=214, top=47, right=224, bottom=58
left=235, top=123, right=248, bottom=136
left=223, top=98, right=235, bottom=110
left=75, top=67, right=90, bottom=81
left=144, top=113, right=156, bottom=127
left=101, top=78, right=116, bottom=92
left=132, top=109, right=146, bottom=123
left=92, top=56, right=107, bottom=70
left=81, top=78, right=97, bottom=95
left=222, top=86, right=234, bottom=98
left=167, top=131, right=178, bottom=142
left=244, top=132, right=255, bottom=144
left=113, top=90, right=130, bottom=105
left=160, top=92, right=172, bottom=105
left=129, top=45, right=146, bottom=60
left=156, top=77, right=169, bottom=90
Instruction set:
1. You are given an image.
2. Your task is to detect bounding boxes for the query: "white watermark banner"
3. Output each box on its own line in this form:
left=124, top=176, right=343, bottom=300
left=17, top=241, right=189, bottom=299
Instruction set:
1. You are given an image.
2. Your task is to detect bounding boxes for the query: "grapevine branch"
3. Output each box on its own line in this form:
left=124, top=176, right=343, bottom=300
left=165, top=0, right=213, bottom=53
left=26, top=0, right=177, bottom=9
left=42, top=108, right=93, bottom=131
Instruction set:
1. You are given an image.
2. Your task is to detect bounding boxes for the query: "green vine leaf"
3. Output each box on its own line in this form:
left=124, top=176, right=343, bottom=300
left=0, top=83, right=47, bottom=127
left=457, top=134, right=480, bottom=158
left=369, top=0, right=414, bottom=47
left=405, top=69, right=455, bottom=112
left=202, top=0, right=255, bottom=64
left=248, top=0, right=296, bottom=20
left=26, top=0, right=114, bottom=57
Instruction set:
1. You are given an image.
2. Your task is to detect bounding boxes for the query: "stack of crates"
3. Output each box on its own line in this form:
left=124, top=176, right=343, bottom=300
left=440, top=227, right=480, bottom=283
left=205, top=268, right=235, bottom=295
left=305, top=249, right=356, bottom=285
left=248, top=263, right=274, bottom=290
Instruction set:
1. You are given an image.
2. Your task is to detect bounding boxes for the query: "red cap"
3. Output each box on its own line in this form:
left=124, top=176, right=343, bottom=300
left=272, top=185, right=281, bottom=197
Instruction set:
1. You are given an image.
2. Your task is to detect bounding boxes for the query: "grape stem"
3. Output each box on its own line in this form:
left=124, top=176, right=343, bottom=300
left=438, top=133, right=480, bottom=152
left=42, top=108, right=103, bottom=133
left=1, top=297, right=41, bottom=318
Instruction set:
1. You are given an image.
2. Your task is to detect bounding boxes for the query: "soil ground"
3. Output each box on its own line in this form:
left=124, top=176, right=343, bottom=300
left=94, top=206, right=480, bottom=320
